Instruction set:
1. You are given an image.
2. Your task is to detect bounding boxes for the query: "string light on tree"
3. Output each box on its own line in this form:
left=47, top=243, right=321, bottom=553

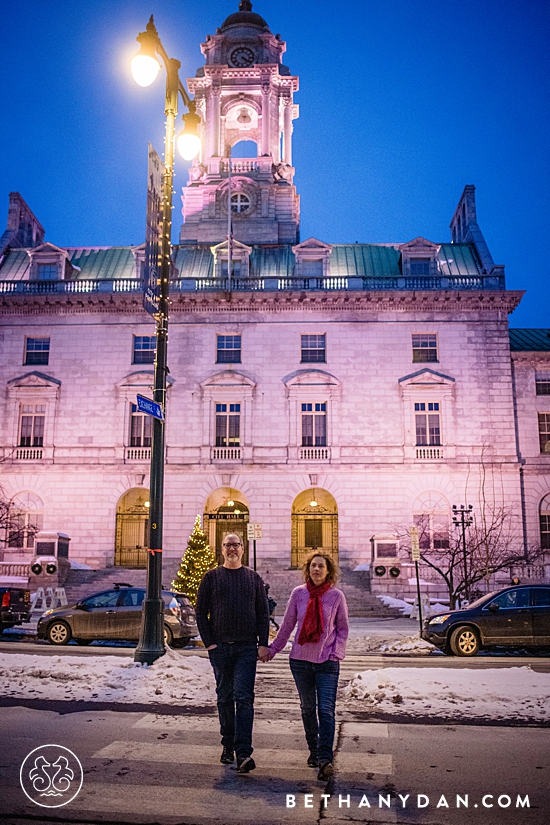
left=171, top=515, right=216, bottom=606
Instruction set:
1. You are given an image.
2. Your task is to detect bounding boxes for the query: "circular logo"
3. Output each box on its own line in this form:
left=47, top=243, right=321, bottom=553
left=20, top=744, right=83, bottom=808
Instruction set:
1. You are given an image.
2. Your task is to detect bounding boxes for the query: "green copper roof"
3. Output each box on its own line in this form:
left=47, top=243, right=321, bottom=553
left=509, top=329, right=550, bottom=351
left=0, top=241, right=493, bottom=286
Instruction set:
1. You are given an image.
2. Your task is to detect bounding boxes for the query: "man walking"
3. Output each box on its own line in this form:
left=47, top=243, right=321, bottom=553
left=196, top=533, right=270, bottom=774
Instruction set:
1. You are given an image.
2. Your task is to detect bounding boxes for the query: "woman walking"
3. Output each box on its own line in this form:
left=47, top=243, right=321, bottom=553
left=264, top=552, right=348, bottom=781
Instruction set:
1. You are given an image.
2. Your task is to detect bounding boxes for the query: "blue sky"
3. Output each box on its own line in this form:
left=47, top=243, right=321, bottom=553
left=0, top=0, right=548, bottom=327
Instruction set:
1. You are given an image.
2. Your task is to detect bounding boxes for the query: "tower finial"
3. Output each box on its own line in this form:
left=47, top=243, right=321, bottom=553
left=239, top=1, right=253, bottom=11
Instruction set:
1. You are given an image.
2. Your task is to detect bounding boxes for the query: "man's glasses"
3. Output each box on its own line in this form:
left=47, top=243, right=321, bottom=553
left=223, top=542, right=242, bottom=548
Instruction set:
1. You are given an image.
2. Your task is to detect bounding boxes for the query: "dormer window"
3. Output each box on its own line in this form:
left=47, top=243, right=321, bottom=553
left=37, top=264, right=58, bottom=281
left=400, top=238, right=440, bottom=278
left=292, top=238, right=332, bottom=279
left=409, top=259, right=431, bottom=277
left=211, top=239, right=252, bottom=279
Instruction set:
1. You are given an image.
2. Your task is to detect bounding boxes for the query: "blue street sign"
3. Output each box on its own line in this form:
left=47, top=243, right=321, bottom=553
left=136, top=394, right=163, bottom=421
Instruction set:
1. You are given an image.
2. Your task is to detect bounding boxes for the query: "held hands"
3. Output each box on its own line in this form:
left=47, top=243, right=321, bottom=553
left=257, top=645, right=272, bottom=662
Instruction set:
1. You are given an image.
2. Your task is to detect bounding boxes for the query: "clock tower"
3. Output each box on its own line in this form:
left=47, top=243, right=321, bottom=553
left=180, top=1, right=300, bottom=245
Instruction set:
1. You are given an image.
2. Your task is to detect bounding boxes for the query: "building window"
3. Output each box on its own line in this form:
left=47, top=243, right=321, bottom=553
left=540, top=495, right=550, bottom=550
left=414, top=513, right=450, bottom=550
left=535, top=371, right=550, bottom=396
left=301, top=334, right=326, bottom=363
left=25, top=337, right=50, bottom=366
left=221, top=261, right=241, bottom=278
left=215, top=403, right=240, bottom=446
left=410, top=258, right=431, bottom=276
left=302, top=260, right=323, bottom=278
left=412, top=333, right=438, bottom=363
left=231, top=193, right=250, bottom=214
left=415, top=402, right=441, bottom=446
left=301, top=402, right=327, bottom=447
left=37, top=264, right=57, bottom=280
left=130, top=404, right=152, bottom=447
left=217, top=335, right=241, bottom=364
left=539, top=413, right=550, bottom=454
left=133, top=336, right=156, bottom=364
left=19, top=405, right=45, bottom=447
left=7, top=493, right=44, bottom=549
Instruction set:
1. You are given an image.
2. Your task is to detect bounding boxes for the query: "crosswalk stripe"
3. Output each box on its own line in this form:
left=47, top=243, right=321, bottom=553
left=133, top=715, right=306, bottom=733
left=341, top=722, right=389, bottom=738
left=93, top=741, right=392, bottom=775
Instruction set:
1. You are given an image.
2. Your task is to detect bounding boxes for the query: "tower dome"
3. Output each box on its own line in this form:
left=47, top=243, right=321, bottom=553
left=220, top=1, right=269, bottom=33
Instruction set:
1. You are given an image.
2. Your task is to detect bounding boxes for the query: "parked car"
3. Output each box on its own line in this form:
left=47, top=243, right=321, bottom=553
left=0, top=586, right=31, bottom=633
left=37, top=583, right=198, bottom=647
left=422, top=585, right=550, bottom=656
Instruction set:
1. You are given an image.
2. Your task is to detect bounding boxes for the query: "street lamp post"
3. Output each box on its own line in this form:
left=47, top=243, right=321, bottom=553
left=452, top=504, right=473, bottom=605
left=131, top=16, right=200, bottom=665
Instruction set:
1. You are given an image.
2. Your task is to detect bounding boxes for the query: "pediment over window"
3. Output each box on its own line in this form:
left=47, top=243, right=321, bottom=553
left=211, top=239, right=252, bottom=277
left=292, top=238, right=332, bottom=277
left=399, top=237, right=440, bottom=254
left=201, top=371, right=256, bottom=391
left=117, top=370, right=174, bottom=401
left=284, top=369, right=341, bottom=390
left=8, top=371, right=61, bottom=389
left=399, top=368, right=455, bottom=388
left=27, top=243, right=78, bottom=280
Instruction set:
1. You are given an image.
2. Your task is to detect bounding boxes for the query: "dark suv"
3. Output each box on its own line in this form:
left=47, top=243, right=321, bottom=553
left=37, top=585, right=198, bottom=647
left=422, top=585, right=550, bottom=656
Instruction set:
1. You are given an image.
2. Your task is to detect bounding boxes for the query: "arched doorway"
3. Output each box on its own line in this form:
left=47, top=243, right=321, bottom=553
left=115, top=489, right=150, bottom=568
left=291, top=489, right=338, bottom=569
left=203, top=488, right=250, bottom=566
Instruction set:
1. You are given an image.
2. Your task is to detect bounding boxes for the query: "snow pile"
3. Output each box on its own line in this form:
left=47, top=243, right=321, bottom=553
left=344, top=666, right=550, bottom=721
left=0, top=648, right=215, bottom=705
left=377, top=595, right=412, bottom=616
left=379, top=636, right=436, bottom=655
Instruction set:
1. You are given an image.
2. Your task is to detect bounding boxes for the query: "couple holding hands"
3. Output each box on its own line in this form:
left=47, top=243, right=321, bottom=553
left=195, top=534, right=349, bottom=781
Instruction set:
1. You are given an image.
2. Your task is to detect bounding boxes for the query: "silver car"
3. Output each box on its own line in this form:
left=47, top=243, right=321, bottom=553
left=37, top=584, right=198, bottom=647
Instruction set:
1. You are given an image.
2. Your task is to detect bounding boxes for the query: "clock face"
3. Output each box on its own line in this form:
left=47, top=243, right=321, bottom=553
left=230, top=46, right=255, bottom=68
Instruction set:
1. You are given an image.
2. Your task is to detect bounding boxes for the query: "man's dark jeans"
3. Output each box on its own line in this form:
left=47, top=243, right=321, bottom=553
left=208, top=642, right=258, bottom=760
left=289, top=658, right=340, bottom=763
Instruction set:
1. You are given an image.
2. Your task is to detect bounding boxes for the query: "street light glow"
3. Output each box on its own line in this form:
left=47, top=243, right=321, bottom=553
left=131, top=53, right=161, bottom=87
left=177, top=131, right=201, bottom=160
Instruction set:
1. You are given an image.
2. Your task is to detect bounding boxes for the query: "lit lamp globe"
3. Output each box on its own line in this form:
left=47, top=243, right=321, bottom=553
left=131, top=52, right=161, bottom=87
left=177, top=131, right=201, bottom=161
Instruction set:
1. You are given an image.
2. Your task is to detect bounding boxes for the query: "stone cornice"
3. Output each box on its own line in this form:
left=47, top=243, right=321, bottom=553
left=0, top=289, right=524, bottom=318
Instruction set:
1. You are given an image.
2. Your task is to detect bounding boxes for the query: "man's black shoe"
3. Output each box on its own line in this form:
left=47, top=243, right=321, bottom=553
left=236, top=756, right=256, bottom=774
left=220, top=747, right=235, bottom=764
left=307, top=753, right=319, bottom=768
left=317, top=761, right=334, bottom=781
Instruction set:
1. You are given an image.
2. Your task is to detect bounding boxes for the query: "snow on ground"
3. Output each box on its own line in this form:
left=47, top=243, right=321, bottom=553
left=377, top=595, right=412, bottom=616
left=344, top=666, right=550, bottom=721
left=379, top=636, right=436, bottom=655
left=0, top=648, right=216, bottom=705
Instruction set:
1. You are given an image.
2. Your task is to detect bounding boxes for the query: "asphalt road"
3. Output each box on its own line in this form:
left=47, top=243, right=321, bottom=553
left=2, top=637, right=549, bottom=672
left=0, top=704, right=548, bottom=825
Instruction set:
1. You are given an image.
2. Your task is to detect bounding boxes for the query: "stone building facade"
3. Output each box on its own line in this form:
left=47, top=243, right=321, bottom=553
left=0, top=2, right=549, bottom=603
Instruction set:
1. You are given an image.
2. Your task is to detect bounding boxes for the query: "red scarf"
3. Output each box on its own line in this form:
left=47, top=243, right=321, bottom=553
left=297, top=579, right=332, bottom=645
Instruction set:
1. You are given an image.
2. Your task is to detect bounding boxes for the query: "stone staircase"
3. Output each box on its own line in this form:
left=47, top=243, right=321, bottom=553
left=260, top=565, right=402, bottom=618
left=63, top=567, right=147, bottom=605
left=63, top=562, right=402, bottom=618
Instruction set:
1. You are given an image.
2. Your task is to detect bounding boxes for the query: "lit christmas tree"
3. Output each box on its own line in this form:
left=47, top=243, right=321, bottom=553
left=171, top=515, right=216, bottom=605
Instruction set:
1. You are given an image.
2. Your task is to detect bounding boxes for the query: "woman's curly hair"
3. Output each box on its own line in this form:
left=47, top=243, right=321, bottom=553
left=301, top=551, right=340, bottom=585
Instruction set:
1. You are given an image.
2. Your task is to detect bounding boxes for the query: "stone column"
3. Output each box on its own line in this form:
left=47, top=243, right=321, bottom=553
left=283, top=99, right=293, bottom=165
left=261, top=80, right=271, bottom=156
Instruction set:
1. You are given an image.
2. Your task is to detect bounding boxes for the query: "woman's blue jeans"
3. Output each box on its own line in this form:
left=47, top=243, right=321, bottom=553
left=208, top=642, right=257, bottom=760
left=289, top=658, right=340, bottom=763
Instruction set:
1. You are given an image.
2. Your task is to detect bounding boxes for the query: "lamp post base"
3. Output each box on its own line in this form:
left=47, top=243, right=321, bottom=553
left=134, top=598, right=165, bottom=664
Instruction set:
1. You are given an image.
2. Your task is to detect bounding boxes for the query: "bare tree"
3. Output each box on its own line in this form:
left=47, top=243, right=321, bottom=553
left=397, top=448, right=544, bottom=609
left=399, top=507, right=542, bottom=609
left=0, top=485, right=39, bottom=551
